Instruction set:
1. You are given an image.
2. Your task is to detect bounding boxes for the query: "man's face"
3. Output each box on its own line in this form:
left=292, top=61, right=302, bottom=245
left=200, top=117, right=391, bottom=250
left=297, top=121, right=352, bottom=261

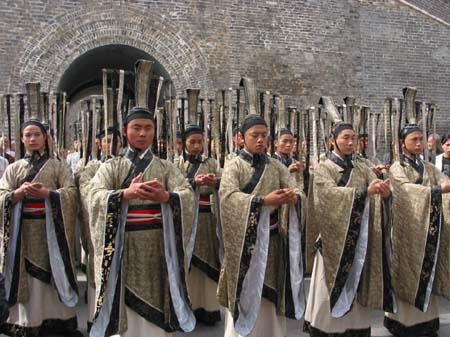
left=331, top=129, right=355, bottom=156
left=443, top=139, right=450, bottom=158
left=176, top=137, right=183, bottom=155
left=358, top=136, right=368, bottom=152
left=276, top=134, right=295, bottom=155
left=125, top=119, right=155, bottom=152
left=73, top=140, right=81, bottom=151
left=404, top=131, right=424, bottom=155
left=428, top=136, right=434, bottom=150
left=21, top=125, right=46, bottom=153
left=185, top=134, right=204, bottom=156
left=0, top=138, right=9, bottom=150
left=243, top=125, right=268, bottom=155
left=101, top=134, right=122, bottom=156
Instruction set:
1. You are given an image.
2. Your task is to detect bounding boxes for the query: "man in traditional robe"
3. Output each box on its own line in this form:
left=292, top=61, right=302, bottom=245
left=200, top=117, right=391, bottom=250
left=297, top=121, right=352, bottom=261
left=304, top=122, right=395, bottom=337
left=0, top=119, right=80, bottom=337
left=175, top=123, right=222, bottom=326
left=218, top=114, right=305, bottom=337
left=384, top=124, right=450, bottom=337
left=273, top=128, right=303, bottom=187
left=357, top=133, right=388, bottom=178
left=88, top=107, right=196, bottom=337
left=76, top=127, right=122, bottom=332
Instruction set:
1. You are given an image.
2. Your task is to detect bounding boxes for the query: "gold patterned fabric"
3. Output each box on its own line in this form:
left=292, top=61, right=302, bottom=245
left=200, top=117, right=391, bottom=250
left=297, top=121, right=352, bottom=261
left=389, top=159, right=450, bottom=310
left=218, top=154, right=305, bottom=327
left=89, top=154, right=195, bottom=336
left=308, top=157, right=394, bottom=312
left=77, top=160, right=101, bottom=287
left=175, top=156, right=222, bottom=279
left=0, top=157, right=78, bottom=329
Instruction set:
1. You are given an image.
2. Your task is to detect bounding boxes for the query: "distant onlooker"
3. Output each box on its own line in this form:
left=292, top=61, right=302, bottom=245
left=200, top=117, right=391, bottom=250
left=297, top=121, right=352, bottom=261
left=0, top=156, right=8, bottom=179
left=428, top=133, right=444, bottom=163
left=66, top=140, right=81, bottom=172
left=436, top=134, right=450, bottom=178
left=0, top=137, right=14, bottom=163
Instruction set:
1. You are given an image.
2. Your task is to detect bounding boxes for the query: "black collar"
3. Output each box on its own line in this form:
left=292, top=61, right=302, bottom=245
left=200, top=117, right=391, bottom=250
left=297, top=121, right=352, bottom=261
left=239, top=149, right=268, bottom=168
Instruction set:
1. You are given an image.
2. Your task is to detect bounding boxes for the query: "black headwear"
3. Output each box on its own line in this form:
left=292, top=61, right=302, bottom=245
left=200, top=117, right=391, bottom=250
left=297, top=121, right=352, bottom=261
left=442, top=134, right=450, bottom=145
left=97, top=127, right=121, bottom=140
left=239, top=114, right=267, bottom=135
left=20, top=119, right=49, bottom=155
left=124, top=107, right=154, bottom=126
left=331, top=122, right=353, bottom=138
left=182, top=124, right=203, bottom=142
left=279, top=128, right=293, bottom=137
left=400, top=124, right=422, bottom=141
left=21, top=119, right=47, bottom=136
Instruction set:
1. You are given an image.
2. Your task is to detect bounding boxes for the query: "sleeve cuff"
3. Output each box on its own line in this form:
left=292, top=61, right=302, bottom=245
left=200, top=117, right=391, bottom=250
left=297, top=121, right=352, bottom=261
left=431, top=185, right=442, bottom=196
left=252, top=196, right=264, bottom=208
left=168, top=192, right=179, bottom=207
left=215, top=177, right=221, bottom=190
left=187, top=178, right=196, bottom=189
left=355, top=187, right=368, bottom=200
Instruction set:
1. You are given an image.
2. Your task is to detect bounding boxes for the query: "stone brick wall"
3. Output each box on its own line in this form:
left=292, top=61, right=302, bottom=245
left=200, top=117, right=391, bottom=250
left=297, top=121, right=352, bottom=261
left=1, top=0, right=450, bottom=144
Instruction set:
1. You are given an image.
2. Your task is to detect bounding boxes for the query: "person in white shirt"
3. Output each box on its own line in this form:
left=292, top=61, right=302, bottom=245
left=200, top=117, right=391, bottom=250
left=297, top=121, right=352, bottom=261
left=0, top=156, right=8, bottom=178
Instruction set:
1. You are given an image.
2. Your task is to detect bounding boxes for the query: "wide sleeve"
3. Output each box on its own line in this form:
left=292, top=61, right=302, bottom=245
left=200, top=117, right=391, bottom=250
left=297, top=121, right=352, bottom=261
left=313, top=162, right=370, bottom=318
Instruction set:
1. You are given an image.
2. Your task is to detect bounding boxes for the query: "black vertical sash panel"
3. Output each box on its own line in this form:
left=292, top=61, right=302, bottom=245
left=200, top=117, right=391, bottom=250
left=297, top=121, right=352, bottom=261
left=414, top=187, right=442, bottom=311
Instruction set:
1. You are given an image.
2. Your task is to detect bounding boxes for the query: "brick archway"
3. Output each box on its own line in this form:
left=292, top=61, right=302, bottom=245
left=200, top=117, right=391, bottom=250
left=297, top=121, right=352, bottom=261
left=8, top=3, right=211, bottom=96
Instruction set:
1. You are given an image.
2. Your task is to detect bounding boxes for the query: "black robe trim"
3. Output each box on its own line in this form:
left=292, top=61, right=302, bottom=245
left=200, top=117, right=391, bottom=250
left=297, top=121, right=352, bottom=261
left=329, top=188, right=367, bottom=312
left=239, top=150, right=268, bottom=194
left=329, top=153, right=354, bottom=187
left=0, top=192, right=19, bottom=307
left=25, top=258, right=51, bottom=284
left=104, top=271, right=122, bottom=337
left=94, top=191, right=123, bottom=320
left=303, top=320, right=371, bottom=337
left=233, top=198, right=262, bottom=321
left=124, top=287, right=178, bottom=332
left=22, top=152, right=49, bottom=183
left=1, top=193, right=12, bottom=267
left=194, top=308, right=221, bottom=325
left=8, top=203, right=22, bottom=307
left=191, top=254, right=220, bottom=282
left=414, top=187, right=442, bottom=311
left=262, top=284, right=277, bottom=306
left=404, top=155, right=425, bottom=185
left=49, top=191, right=78, bottom=294
left=381, top=197, right=395, bottom=313
left=167, top=192, right=191, bottom=315
left=186, top=158, right=201, bottom=189
left=0, top=316, right=78, bottom=337
left=283, top=234, right=295, bottom=319
left=384, top=316, right=439, bottom=337
left=120, top=150, right=154, bottom=189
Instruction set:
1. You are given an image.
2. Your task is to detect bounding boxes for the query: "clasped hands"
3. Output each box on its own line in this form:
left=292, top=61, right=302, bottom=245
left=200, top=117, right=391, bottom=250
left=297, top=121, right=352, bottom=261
left=123, top=173, right=170, bottom=203
left=368, top=178, right=391, bottom=198
left=194, top=173, right=216, bottom=187
left=263, top=188, right=298, bottom=206
left=15, top=182, right=50, bottom=201
left=288, top=162, right=303, bottom=173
